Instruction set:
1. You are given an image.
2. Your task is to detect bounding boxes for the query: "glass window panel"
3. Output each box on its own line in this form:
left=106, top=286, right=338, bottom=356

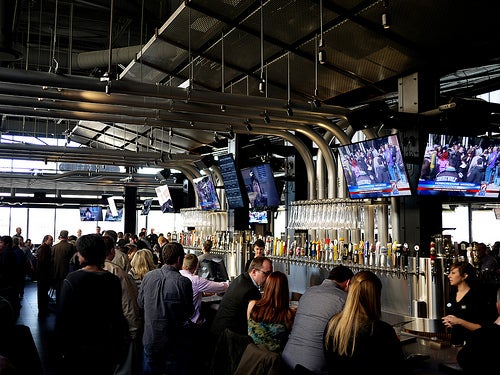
left=9, top=207, right=28, bottom=238
left=28, top=208, right=55, bottom=244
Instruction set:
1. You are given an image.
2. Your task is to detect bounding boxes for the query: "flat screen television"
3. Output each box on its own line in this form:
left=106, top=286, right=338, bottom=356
left=80, top=206, right=103, bottom=221
left=337, top=134, right=412, bottom=199
left=218, top=154, right=247, bottom=209
left=104, top=207, right=123, bottom=221
left=249, top=210, right=268, bottom=224
left=241, top=163, right=281, bottom=209
left=417, top=133, right=500, bottom=198
left=155, top=184, right=175, bottom=213
left=141, top=198, right=153, bottom=215
left=193, top=175, right=221, bottom=211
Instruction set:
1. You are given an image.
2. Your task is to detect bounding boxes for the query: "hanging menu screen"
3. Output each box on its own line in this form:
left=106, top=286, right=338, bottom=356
left=219, top=154, right=246, bottom=209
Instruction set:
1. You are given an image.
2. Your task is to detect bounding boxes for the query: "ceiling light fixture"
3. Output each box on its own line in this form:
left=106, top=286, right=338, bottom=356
left=286, top=53, right=293, bottom=116
left=382, top=0, right=391, bottom=29
left=259, top=0, right=265, bottom=94
left=245, top=119, right=253, bottom=131
left=220, top=104, right=226, bottom=112
left=318, top=0, right=326, bottom=64
left=263, top=111, right=271, bottom=124
left=227, top=125, right=235, bottom=140
left=286, top=101, right=293, bottom=117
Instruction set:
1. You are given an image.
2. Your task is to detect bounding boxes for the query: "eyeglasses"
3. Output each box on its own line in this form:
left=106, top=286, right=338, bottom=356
left=257, top=269, right=272, bottom=276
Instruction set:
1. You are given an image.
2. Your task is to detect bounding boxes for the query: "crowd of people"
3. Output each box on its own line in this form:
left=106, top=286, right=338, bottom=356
left=339, top=139, right=407, bottom=187
left=1, top=226, right=499, bottom=374
left=420, top=140, right=500, bottom=185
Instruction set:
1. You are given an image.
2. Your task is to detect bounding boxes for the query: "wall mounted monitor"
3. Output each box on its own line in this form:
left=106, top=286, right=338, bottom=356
left=417, top=133, right=500, bottom=198
left=141, top=198, right=153, bottom=215
left=241, top=163, right=281, bottom=209
left=80, top=206, right=103, bottom=221
left=105, top=208, right=123, bottom=222
left=193, top=175, right=221, bottom=211
left=249, top=210, right=268, bottom=224
left=337, top=134, right=412, bottom=199
left=155, top=184, right=175, bottom=213
left=218, top=154, right=247, bottom=209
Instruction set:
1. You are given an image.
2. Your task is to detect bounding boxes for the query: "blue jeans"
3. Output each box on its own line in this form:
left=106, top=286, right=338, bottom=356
left=142, top=344, right=186, bottom=375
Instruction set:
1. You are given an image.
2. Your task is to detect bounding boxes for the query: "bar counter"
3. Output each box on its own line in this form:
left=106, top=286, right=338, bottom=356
left=401, top=333, right=463, bottom=374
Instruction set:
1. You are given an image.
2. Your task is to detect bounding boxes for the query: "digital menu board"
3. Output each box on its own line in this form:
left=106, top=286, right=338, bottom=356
left=218, top=154, right=246, bottom=209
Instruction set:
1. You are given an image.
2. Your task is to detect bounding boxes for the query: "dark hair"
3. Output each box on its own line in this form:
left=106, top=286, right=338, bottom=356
left=253, top=239, right=265, bottom=248
left=76, top=234, right=106, bottom=268
left=102, top=229, right=117, bottom=242
left=203, top=240, right=213, bottom=252
left=162, top=242, right=185, bottom=265
left=12, top=236, right=21, bottom=247
left=328, top=265, right=354, bottom=282
left=450, top=261, right=479, bottom=286
left=102, top=235, right=116, bottom=256
left=0, top=236, right=12, bottom=249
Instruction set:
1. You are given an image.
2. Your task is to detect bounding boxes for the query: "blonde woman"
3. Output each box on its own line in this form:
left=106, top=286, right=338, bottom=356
left=323, top=271, right=407, bottom=375
left=128, top=249, right=156, bottom=288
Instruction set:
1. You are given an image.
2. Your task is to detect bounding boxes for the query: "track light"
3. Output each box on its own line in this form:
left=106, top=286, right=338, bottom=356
left=286, top=101, right=293, bottom=117
left=258, top=79, right=265, bottom=94
left=318, top=38, right=326, bottom=65
left=227, top=126, right=235, bottom=140
left=311, top=98, right=321, bottom=109
left=189, top=121, right=195, bottom=127
left=245, top=119, right=253, bottom=132
left=382, top=0, right=391, bottom=29
left=214, top=132, right=220, bottom=142
left=105, top=81, right=111, bottom=95
left=220, top=104, right=226, bottom=112
left=263, top=111, right=270, bottom=124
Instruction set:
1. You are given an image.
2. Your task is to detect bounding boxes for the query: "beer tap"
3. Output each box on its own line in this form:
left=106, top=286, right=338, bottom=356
left=444, top=244, right=452, bottom=275
left=402, top=242, right=409, bottom=279
left=430, top=242, right=436, bottom=282
left=414, top=245, right=420, bottom=279
left=395, top=244, right=402, bottom=279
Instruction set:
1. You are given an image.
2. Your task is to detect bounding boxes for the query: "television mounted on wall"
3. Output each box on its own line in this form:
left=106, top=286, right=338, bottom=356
left=241, top=163, right=281, bottom=209
left=417, top=133, right=500, bottom=198
left=80, top=206, right=103, bottom=221
left=193, top=175, right=221, bottom=211
left=249, top=210, right=269, bottom=224
left=337, top=133, right=412, bottom=199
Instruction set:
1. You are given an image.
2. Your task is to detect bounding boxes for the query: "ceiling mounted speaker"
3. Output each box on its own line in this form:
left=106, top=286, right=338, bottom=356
left=155, top=168, right=171, bottom=182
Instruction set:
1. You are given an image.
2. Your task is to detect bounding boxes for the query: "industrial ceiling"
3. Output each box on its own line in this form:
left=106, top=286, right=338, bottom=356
left=1, top=0, right=500, bottom=203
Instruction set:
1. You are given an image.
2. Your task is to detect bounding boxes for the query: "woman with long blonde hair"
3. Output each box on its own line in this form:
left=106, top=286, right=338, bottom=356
left=128, top=249, right=156, bottom=287
left=247, top=270, right=295, bottom=352
left=324, top=271, right=406, bottom=374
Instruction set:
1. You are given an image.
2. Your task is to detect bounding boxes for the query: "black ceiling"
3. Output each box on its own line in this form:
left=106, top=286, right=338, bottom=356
left=0, top=0, right=500, bottom=199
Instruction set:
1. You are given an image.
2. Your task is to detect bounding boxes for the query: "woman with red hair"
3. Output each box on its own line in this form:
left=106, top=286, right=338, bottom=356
left=247, top=271, right=295, bottom=352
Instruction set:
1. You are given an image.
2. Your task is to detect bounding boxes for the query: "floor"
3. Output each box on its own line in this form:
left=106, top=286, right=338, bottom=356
left=16, top=280, right=59, bottom=375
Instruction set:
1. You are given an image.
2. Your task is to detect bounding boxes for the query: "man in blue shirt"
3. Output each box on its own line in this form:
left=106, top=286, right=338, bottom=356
left=138, top=242, right=193, bottom=375
left=282, top=265, right=353, bottom=375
